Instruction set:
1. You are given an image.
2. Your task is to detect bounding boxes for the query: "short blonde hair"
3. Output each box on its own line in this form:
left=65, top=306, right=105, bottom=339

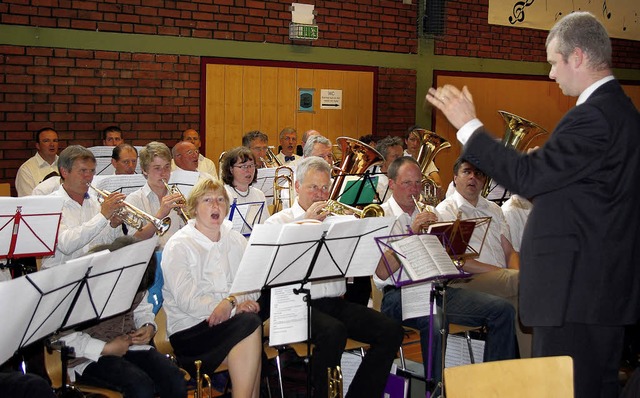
left=186, top=178, right=230, bottom=218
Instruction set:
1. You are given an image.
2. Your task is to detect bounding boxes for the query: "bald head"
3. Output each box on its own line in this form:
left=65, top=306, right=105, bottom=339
left=173, top=141, right=199, bottom=171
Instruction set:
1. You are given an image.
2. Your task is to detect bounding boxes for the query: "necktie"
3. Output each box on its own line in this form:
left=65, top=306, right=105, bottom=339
left=285, top=155, right=295, bottom=162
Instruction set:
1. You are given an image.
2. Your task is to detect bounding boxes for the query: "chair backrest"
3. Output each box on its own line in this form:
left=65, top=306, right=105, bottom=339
left=0, top=183, right=11, bottom=196
left=153, top=306, right=175, bottom=357
left=444, top=356, right=574, bottom=398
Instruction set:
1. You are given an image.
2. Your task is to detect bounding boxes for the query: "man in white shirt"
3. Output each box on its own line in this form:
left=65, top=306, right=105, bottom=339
left=265, top=156, right=404, bottom=398
left=15, top=127, right=60, bottom=196
left=372, top=136, right=404, bottom=203
left=41, top=145, right=126, bottom=269
left=435, top=158, right=528, bottom=357
left=178, top=129, right=218, bottom=178
left=275, top=127, right=301, bottom=165
left=171, top=141, right=216, bottom=182
left=501, top=195, right=532, bottom=252
left=374, top=156, right=516, bottom=389
left=111, top=144, right=138, bottom=175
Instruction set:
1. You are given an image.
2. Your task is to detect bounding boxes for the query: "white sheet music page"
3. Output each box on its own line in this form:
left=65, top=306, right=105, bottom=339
left=168, top=169, right=200, bottom=199
left=255, top=167, right=276, bottom=204
left=419, top=234, right=459, bottom=275
left=340, top=351, right=363, bottom=395
left=229, top=200, right=264, bottom=236
left=93, top=174, right=147, bottom=196
left=401, top=281, right=435, bottom=320
left=268, top=284, right=308, bottom=346
left=0, top=196, right=64, bottom=258
left=390, top=235, right=440, bottom=281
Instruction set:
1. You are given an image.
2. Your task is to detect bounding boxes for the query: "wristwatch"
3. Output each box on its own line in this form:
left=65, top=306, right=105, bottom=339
left=224, top=295, right=237, bottom=308
left=454, top=258, right=466, bottom=270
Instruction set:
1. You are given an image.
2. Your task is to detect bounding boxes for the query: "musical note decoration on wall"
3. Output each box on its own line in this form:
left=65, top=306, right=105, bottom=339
left=509, top=0, right=536, bottom=24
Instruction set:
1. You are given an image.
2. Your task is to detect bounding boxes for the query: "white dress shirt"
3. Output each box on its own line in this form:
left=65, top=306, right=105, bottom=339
left=501, top=195, right=532, bottom=252
left=264, top=199, right=347, bottom=299
left=42, top=186, right=123, bottom=269
left=276, top=152, right=301, bottom=165
left=224, top=184, right=270, bottom=227
left=161, top=219, right=258, bottom=337
left=125, top=183, right=187, bottom=248
left=15, top=153, right=59, bottom=197
left=436, top=190, right=510, bottom=268
left=197, top=154, right=218, bottom=178
left=32, top=176, right=61, bottom=196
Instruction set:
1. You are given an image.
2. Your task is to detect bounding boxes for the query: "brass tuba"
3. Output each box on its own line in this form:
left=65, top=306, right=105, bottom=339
left=88, top=184, right=171, bottom=236
left=329, top=137, right=384, bottom=203
left=411, top=128, right=451, bottom=206
left=162, top=179, right=190, bottom=223
left=271, top=165, right=294, bottom=214
left=481, top=111, right=548, bottom=198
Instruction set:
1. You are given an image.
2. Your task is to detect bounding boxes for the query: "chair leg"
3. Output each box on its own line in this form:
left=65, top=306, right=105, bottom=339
left=398, top=345, right=407, bottom=371
left=464, top=331, right=475, bottom=364
left=275, top=353, right=285, bottom=398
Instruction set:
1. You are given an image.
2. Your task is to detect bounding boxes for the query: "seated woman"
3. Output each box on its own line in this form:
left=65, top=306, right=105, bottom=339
left=161, top=178, right=262, bottom=398
left=220, top=146, right=269, bottom=235
left=60, top=236, right=187, bottom=398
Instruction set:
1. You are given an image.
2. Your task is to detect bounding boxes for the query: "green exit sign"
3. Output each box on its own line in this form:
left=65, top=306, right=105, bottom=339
left=289, top=23, right=319, bottom=40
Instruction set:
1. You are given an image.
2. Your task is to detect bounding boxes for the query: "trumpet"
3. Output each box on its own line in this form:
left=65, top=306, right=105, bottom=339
left=322, top=199, right=384, bottom=218
left=328, top=366, right=343, bottom=398
left=272, top=165, right=294, bottom=214
left=162, top=179, right=190, bottom=223
left=88, top=184, right=171, bottom=236
left=194, top=360, right=212, bottom=398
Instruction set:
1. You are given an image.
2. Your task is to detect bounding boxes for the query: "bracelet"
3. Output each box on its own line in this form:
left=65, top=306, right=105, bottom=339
left=224, top=296, right=237, bottom=308
left=141, top=322, right=157, bottom=333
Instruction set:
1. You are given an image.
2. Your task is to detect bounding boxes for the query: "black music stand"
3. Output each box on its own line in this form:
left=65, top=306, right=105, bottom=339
left=333, top=169, right=384, bottom=206
left=230, top=217, right=394, bottom=396
left=375, top=216, right=491, bottom=398
left=0, top=237, right=157, bottom=393
left=0, top=196, right=64, bottom=278
left=228, top=198, right=265, bottom=237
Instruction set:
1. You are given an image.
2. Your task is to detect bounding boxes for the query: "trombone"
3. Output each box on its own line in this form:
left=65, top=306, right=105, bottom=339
left=260, top=146, right=283, bottom=168
left=88, top=184, right=171, bottom=236
left=272, top=165, right=294, bottom=214
left=162, top=179, right=190, bottom=223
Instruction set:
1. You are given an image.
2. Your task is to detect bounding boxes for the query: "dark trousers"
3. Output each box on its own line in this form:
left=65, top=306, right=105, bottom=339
left=310, top=297, right=404, bottom=398
left=533, top=322, right=625, bottom=398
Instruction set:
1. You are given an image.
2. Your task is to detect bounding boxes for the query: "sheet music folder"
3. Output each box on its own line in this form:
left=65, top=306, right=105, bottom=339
left=230, top=216, right=394, bottom=294
left=375, top=216, right=491, bottom=288
left=0, top=237, right=157, bottom=364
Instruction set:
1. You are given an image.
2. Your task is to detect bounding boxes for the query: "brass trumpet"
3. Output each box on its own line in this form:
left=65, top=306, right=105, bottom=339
left=322, top=199, right=384, bottom=218
left=162, top=179, right=190, bottom=223
left=194, top=360, right=212, bottom=398
left=272, top=165, right=294, bottom=214
left=328, top=366, right=343, bottom=398
left=88, top=184, right=171, bottom=236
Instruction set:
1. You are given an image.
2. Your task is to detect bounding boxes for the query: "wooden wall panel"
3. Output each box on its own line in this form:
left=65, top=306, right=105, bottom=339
left=204, top=63, right=375, bottom=164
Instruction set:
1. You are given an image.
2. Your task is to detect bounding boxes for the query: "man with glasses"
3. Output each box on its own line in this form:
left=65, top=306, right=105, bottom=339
left=264, top=156, right=404, bottom=398
left=242, top=130, right=271, bottom=168
left=436, top=158, right=529, bottom=357
left=179, top=129, right=218, bottom=178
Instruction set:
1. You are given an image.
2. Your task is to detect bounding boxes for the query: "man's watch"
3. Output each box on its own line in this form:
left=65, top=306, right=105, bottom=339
left=454, top=258, right=466, bottom=270
left=224, top=296, right=237, bottom=308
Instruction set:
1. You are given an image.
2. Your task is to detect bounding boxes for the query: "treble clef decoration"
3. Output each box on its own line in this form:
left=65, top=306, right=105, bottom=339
left=509, top=0, right=536, bottom=25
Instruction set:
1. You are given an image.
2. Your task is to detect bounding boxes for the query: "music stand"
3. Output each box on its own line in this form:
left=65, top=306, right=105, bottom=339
left=230, top=217, right=394, bottom=396
left=88, top=146, right=143, bottom=176
left=228, top=198, right=266, bottom=237
left=375, top=216, right=491, bottom=397
left=0, top=196, right=64, bottom=277
left=333, top=169, right=383, bottom=206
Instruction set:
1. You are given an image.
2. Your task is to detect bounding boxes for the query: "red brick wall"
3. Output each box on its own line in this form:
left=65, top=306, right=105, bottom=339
left=376, top=68, right=417, bottom=138
left=436, top=0, right=640, bottom=68
left=0, top=0, right=419, bottom=53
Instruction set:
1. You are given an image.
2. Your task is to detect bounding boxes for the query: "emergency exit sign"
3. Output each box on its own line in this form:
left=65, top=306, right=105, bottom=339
left=289, top=23, right=319, bottom=40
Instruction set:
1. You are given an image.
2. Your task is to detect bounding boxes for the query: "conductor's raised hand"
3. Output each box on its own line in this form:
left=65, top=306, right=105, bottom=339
left=426, top=85, right=477, bottom=130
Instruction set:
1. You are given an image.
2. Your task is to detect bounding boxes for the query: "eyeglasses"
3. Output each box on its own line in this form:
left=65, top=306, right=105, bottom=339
left=302, top=184, right=330, bottom=193
left=233, top=164, right=256, bottom=170
left=178, top=149, right=199, bottom=157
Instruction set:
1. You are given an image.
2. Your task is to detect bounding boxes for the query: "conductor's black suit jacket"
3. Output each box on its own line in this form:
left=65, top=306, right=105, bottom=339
left=463, top=79, right=640, bottom=327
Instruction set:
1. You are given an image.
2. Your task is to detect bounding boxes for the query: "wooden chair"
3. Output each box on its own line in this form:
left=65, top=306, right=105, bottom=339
left=444, top=355, right=574, bottom=398
left=44, top=346, right=123, bottom=398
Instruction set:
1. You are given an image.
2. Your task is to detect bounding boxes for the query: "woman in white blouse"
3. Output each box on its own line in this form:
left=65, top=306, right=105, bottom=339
left=161, top=178, right=262, bottom=398
left=220, top=146, right=269, bottom=233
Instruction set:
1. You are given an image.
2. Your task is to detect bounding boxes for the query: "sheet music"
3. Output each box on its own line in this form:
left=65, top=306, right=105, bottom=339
left=230, top=224, right=283, bottom=294
left=268, top=284, right=308, bottom=346
left=401, top=281, right=434, bottom=320
left=0, top=256, right=90, bottom=363
left=340, top=351, right=363, bottom=395
left=255, top=167, right=276, bottom=202
left=93, top=174, right=147, bottom=196
left=390, top=234, right=458, bottom=281
left=88, top=146, right=143, bottom=175
left=64, top=237, right=158, bottom=327
left=167, top=169, right=200, bottom=198
left=0, top=196, right=64, bottom=258
left=229, top=200, right=265, bottom=236
left=445, top=334, right=485, bottom=368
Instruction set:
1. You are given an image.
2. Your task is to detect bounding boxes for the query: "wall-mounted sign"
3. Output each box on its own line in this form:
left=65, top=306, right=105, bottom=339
left=320, top=89, right=342, bottom=110
left=299, top=88, right=315, bottom=112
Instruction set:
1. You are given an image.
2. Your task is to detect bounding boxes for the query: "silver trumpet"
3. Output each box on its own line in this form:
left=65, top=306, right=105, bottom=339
left=162, top=179, right=190, bottom=223
left=88, top=184, right=171, bottom=236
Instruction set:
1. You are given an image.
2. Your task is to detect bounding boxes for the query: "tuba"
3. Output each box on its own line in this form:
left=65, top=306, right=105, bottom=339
left=481, top=111, right=548, bottom=198
left=272, top=165, right=294, bottom=214
left=88, top=184, right=171, bottom=236
left=162, top=179, right=190, bottom=223
left=411, top=129, right=451, bottom=206
left=329, top=137, right=384, bottom=202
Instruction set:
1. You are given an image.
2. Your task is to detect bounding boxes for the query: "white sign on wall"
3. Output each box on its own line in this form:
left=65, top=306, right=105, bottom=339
left=320, top=89, right=342, bottom=109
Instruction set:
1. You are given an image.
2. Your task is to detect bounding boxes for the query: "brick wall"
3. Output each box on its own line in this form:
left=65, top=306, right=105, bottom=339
left=435, top=0, right=640, bottom=68
left=0, top=0, right=419, bottom=54
left=376, top=68, right=417, bottom=138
